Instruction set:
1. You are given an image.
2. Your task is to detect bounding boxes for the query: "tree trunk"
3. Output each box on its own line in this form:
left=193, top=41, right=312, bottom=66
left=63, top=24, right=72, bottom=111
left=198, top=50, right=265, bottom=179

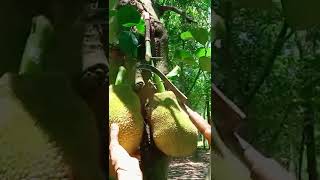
left=109, top=0, right=171, bottom=179
left=243, top=22, right=290, bottom=107
left=298, top=128, right=305, bottom=180
left=216, top=2, right=236, bottom=97
left=304, top=104, right=318, bottom=180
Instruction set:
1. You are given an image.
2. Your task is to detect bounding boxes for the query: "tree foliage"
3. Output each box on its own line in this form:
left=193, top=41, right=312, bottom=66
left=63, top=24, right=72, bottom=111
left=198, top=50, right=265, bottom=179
left=155, top=0, right=212, bottom=114
left=214, top=1, right=320, bottom=179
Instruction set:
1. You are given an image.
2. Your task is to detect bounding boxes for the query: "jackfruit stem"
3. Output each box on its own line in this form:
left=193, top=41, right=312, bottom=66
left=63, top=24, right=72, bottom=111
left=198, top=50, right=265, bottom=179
left=125, top=59, right=137, bottom=86
left=137, top=64, right=188, bottom=103
left=153, top=74, right=165, bottom=93
left=109, top=59, right=122, bottom=84
left=19, top=15, right=53, bottom=75
left=115, top=66, right=128, bottom=86
left=151, top=60, right=165, bottom=93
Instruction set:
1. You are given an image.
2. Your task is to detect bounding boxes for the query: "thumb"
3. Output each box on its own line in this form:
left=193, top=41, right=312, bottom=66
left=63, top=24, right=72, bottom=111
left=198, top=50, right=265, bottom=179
left=110, top=123, right=120, bottom=146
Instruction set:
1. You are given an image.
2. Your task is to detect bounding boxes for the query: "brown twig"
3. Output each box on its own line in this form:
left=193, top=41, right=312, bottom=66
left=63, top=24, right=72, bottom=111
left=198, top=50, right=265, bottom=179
left=159, top=5, right=196, bottom=23
left=142, top=11, right=152, bottom=62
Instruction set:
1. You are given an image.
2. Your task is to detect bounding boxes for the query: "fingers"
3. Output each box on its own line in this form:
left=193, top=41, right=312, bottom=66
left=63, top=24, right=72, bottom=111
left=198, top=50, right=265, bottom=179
left=114, top=157, right=141, bottom=173
left=110, top=123, right=120, bottom=147
left=109, top=123, right=123, bottom=160
left=109, top=123, right=142, bottom=179
left=109, top=123, right=131, bottom=161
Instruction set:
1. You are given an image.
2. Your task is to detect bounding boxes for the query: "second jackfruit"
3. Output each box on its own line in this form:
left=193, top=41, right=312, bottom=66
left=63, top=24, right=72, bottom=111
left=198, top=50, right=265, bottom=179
left=149, top=91, right=198, bottom=157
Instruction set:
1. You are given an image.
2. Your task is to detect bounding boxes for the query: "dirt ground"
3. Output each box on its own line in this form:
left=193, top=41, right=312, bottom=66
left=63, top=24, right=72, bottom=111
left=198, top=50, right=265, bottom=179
left=168, top=149, right=210, bottom=180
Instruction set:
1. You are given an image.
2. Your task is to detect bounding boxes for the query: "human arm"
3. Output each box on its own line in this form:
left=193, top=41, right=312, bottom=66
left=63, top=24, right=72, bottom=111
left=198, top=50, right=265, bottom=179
left=109, top=124, right=143, bottom=180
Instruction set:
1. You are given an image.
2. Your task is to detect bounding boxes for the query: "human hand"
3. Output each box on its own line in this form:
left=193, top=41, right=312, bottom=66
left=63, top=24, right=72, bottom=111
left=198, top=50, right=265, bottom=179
left=109, top=123, right=143, bottom=180
left=184, top=105, right=211, bottom=145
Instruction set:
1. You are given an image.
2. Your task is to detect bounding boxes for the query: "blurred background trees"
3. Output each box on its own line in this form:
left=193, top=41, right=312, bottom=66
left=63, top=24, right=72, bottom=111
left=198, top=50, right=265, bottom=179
left=213, top=1, right=320, bottom=179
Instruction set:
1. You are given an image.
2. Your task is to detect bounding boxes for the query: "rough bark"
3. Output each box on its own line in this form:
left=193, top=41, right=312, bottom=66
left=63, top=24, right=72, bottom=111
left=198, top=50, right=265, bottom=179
left=79, top=0, right=108, bottom=178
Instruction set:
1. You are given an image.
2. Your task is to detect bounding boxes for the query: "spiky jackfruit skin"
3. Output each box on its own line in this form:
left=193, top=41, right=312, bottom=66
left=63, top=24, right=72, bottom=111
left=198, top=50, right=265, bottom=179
left=0, top=95, right=72, bottom=178
left=109, top=85, right=144, bottom=154
left=0, top=74, right=71, bottom=178
left=149, top=91, right=198, bottom=157
left=0, top=73, right=104, bottom=179
left=109, top=84, right=144, bottom=177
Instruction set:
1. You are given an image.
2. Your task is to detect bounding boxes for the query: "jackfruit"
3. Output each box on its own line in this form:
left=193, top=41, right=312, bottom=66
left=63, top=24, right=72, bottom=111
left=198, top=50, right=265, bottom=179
left=0, top=73, right=104, bottom=179
left=0, top=75, right=71, bottom=179
left=109, top=66, right=144, bottom=177
left=148, top=91, right=198, bottom=157
left=0, top=14, right=104, bottom=179
left=108, top=71, right=144, bottom=154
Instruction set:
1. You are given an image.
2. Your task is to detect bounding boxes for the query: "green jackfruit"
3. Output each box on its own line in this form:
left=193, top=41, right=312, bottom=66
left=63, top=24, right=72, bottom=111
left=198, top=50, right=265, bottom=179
left=109, top=66, right=144, bottom=177
left=109, top=84, right=144, bottom=154
left=0, top=73, right=104, bottom=179
left=109, top=66, right=143, bottom=154
left=0, top=14, right=104, bottom=179
left=149, top=91, right=198, bottom=157
left=0, top=75, right=71, bottom=178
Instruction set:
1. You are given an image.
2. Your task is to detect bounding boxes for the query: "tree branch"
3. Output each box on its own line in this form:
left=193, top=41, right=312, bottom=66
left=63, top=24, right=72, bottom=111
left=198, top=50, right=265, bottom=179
left=243, top=22, right=291, bottom=107
left=304, top=104, right=318, bottom=180
left=298, top=128, right=305, bottom=180
left=159, top=5, right=196, bottom=23
left=186, top=68, right=202, bottom=96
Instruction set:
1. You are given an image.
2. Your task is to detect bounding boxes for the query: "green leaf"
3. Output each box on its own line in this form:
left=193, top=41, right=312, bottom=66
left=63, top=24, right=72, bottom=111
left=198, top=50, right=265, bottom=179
left=122, top=23, right=137, bottom=27
left=118, top=31, right=138, bottom=57
left=180, top=31, right=193, bottom=40
left=199, top=57, right=211, bottom=72
left=174, top=50, right=196, bottom=65
left=109, top=10, right=117, bottom=17
left=136, top=19, right=146, bottom=34
left=196, top=48, right=211, bottom=58
left=122, top=19, right=145, bottom=35
left=109, top=16, right=119, bottom=44
left=181, top=50, right=192, bottom=59
left=174, top=50, right=183, bottom=59
left=117, top=5, right=141, bottom=26
left=190, top=28, right=209, bottom=45
left=184, top=57, right=196, bottom=65
left=109, top=0, right=118, bottom=10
